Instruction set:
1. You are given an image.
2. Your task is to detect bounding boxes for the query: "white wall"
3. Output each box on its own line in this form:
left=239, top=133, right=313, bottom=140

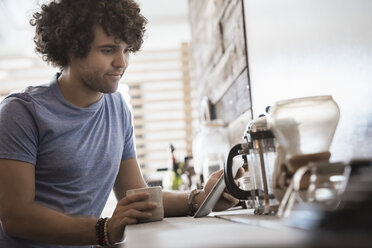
left=0, top=0, right=190, bottom=94
left=136, top=0, right=190, bottom=50
left=244, top=0, right=372, bottom=161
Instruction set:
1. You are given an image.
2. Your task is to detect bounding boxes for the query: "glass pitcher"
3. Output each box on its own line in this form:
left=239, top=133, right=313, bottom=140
left=268, top=95, right=340, bottom=161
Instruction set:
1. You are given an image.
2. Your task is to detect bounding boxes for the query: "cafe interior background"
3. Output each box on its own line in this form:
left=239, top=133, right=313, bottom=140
left=0, top=0, right=371, bottom=221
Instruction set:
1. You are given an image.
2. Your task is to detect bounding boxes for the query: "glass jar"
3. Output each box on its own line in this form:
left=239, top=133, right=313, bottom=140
left=307, top=161, right=351, bottom=207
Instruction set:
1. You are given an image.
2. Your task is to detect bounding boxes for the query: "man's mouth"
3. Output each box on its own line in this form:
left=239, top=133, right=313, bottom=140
left=105, top=72, right=123, bottom=81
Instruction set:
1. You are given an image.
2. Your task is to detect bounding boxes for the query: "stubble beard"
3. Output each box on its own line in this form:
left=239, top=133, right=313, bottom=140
left=82, top=71, right=121, bottom=94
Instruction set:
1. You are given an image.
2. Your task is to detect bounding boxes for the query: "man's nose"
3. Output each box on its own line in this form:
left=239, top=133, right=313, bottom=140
left=113, top=53, right=128, bottom=68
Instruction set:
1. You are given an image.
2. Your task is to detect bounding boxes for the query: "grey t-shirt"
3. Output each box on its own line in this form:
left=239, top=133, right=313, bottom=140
left=0, top=74, right=136, bottom=247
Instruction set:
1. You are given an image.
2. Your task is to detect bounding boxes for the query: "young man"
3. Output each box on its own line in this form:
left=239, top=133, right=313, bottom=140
left=0, top=0, right=240, bottom=247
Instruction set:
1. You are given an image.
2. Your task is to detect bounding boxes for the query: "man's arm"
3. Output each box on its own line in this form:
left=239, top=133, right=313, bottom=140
left=162, top=170, right=241, bottom=216
left=113, top=159, right=240, bottom=217
left=113, top=158, right=148, bottom=200
left=0, top=158, right=156, bottom=246
left=162, top=170, right=240, bottom=216
left=113, top=158, right=192, bottom=216
left=0, top=159, right=97, bottom=245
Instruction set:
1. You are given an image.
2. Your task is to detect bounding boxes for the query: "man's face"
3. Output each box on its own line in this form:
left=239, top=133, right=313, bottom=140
left=69, top=25, right=130, bottom=94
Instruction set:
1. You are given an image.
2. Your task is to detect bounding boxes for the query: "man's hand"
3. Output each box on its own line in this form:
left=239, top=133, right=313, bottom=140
left=203, top=168, right=244, bottom=212
left=107, top=192, right=157, bottom=244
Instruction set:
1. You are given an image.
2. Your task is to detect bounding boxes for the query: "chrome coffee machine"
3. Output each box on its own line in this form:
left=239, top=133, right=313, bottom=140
left=224, top=115, right=279, bottom=215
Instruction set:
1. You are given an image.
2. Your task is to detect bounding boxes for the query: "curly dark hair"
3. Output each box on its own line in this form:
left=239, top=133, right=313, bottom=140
left=30, top=0, right=147, bottom=68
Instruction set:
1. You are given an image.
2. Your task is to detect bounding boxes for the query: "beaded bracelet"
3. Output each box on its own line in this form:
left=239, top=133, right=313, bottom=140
left=187, top=189, right=202, bottom=216
left=104, top=218, right=114, bottom=247
left=95, top=218, right=107, bottom=247
left=95, top=217, right=114, bottom=247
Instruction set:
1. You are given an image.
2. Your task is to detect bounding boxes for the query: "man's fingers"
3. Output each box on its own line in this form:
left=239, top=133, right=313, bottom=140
left=210, top=169, right=223, bottom=179
left=234, top=167, right=245, bottom=179
left=128, top=201, right=158, bottom=211
left=119, top=216, right=138, bottom=226
left=125, top=208, right=153, bottom=219
left=118, top=192, right=150, bottom=205
left=115, top=208, right=154, bottom=225
left=221, top=192, right=239, bottom=205
left=213, top=192, right=240, bottom=211
left=116, top=200, right=158, bottom=215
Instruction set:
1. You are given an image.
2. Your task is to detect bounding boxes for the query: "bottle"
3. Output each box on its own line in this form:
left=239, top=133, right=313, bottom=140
left=170, top=144, right=182, bottom=190
left=162, top=144, right=182, bottom=190
left=200, top=120, right=230, bottom=181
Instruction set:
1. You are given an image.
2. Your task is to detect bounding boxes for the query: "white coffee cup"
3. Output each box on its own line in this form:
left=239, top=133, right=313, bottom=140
left=126, top=186, right=164, bottom=223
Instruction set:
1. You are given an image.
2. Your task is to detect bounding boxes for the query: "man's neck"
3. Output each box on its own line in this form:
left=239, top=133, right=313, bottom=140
left=57, top=70, right=103, bottom=108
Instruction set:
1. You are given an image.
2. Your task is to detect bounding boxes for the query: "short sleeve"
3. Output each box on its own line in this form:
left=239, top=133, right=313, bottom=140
left=120, top=97, right=136, bottom=160
left=0, top=96, right=38, bottom=164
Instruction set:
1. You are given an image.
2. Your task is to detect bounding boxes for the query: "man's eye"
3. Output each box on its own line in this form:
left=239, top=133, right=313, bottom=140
left=124, top=48, right=131, bottom=54
left=101, top=49, right=112, bottom=54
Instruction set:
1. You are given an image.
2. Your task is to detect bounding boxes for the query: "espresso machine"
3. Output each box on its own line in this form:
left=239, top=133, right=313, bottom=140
left=224, top=114, right=279, bottom=215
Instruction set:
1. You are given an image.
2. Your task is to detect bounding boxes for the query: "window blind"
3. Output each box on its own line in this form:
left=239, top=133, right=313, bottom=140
left=122, top=43, right=198, bottom=183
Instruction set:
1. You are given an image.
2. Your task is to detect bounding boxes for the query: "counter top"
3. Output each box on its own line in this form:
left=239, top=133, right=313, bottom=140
left=120, top=209, right=310, bottom=248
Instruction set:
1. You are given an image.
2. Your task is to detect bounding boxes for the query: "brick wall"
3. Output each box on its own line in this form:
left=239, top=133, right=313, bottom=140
left=188, top=0, right=252, bottom=145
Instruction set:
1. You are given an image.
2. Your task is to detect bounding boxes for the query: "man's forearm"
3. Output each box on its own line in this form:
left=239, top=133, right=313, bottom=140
left=2, top=202, right=98, bottom=246
left=162, top=190, right=205, bottom=217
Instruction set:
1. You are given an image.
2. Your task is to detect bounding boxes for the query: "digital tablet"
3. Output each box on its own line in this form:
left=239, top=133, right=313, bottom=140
left=193, top=173, right=225, bottom=218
